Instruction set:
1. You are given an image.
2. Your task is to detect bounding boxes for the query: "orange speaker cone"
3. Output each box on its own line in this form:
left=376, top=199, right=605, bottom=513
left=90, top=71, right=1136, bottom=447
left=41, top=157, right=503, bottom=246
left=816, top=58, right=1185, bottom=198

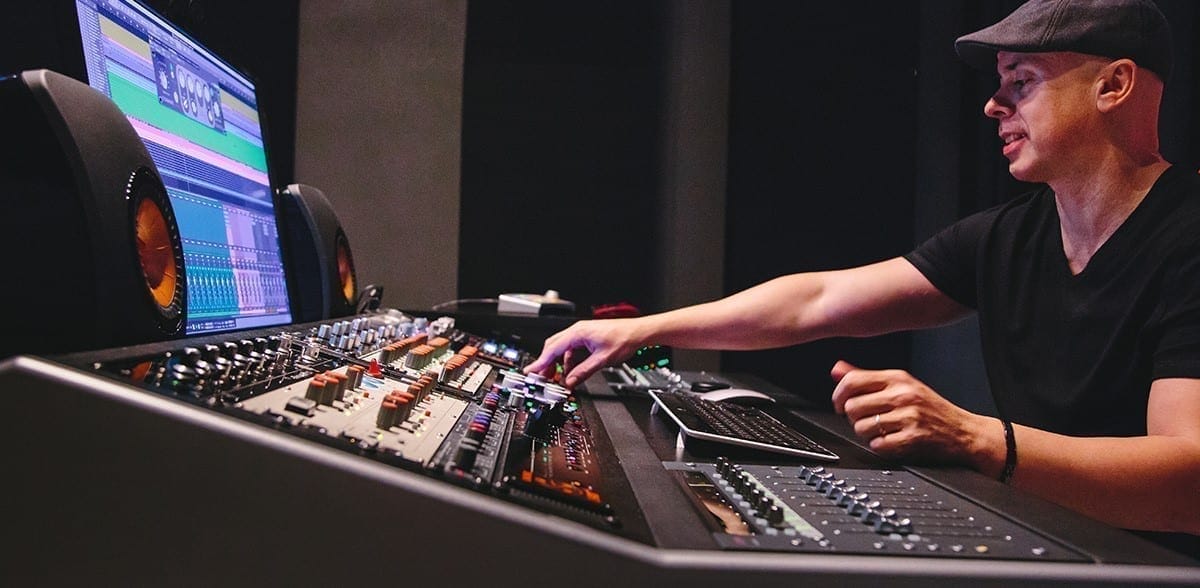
left=336, top=231, right=356, bottom=304
left=135, top=196, right=178, bottom=309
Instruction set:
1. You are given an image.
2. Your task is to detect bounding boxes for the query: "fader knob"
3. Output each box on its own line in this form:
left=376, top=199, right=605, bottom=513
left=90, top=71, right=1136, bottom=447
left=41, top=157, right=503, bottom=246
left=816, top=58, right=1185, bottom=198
left=835, top=486, right=859, bottom=506
left=346, top=365, right=364, bottom=390
left=454, top=443, right=479, bottom=469
left=856, top=501, right=883, bottom=521
left=844, top=492, right=871, bottom=513
left=860, top=509, right=882, bottom=525
left=807, top=471, right=833, bottom=486
left=306, top=377, right=327, bottom=403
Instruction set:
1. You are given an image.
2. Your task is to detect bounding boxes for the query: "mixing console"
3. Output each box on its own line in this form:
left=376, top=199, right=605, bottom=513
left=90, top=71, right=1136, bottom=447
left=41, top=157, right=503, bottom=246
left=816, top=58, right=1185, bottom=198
left=90, top=309, right=620, bottom=528
left=666, top=460, right=1084, bottom=560
left=7, top=308, right=1196, bottom=584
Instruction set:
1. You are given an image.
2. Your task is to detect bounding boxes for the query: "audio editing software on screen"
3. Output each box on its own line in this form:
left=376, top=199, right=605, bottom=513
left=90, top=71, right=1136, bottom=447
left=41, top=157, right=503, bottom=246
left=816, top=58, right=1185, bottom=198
left=75, top=0, right=292, bottom=334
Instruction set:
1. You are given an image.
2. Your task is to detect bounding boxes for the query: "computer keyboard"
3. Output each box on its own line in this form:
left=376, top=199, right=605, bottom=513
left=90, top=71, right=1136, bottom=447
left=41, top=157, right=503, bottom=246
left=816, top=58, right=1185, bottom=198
left=649, top=389, right=839, bottom=461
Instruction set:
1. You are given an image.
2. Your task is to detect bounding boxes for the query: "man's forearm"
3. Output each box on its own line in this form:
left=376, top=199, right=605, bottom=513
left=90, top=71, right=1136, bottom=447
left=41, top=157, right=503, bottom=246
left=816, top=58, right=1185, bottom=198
left=632, top=258, right=969, bottom=352
left=633, top=273, right=831, bottom=351
left=1006, top=427, right=1200, bottom=534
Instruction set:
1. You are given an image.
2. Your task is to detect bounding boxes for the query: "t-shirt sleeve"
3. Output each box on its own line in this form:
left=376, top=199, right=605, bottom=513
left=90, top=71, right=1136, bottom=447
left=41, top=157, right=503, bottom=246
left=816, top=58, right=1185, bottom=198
left=904, top=211, right=995, bottom=309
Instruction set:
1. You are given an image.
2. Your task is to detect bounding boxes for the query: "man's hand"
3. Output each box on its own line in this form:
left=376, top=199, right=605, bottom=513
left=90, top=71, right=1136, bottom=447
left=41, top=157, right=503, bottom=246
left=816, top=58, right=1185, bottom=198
left=830, top=360, right=1003, bottom=475
left=523, top=318, right=646, bottom=388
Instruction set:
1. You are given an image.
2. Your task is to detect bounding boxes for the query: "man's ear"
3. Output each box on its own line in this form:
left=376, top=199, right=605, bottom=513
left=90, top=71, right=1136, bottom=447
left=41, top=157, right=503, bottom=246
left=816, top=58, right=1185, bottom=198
left=1096, top=59, right=1136, bottom=113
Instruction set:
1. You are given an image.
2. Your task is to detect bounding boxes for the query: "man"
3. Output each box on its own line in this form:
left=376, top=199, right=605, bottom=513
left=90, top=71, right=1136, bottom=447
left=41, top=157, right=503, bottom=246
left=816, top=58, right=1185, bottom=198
left=524, top=0, right=1200, bottom=543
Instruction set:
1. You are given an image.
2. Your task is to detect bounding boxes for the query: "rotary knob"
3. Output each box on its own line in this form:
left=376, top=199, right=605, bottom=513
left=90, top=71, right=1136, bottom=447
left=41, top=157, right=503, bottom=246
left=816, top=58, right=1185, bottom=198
left=766, top=504, right=785, bottom=526
left=168, top=362, right=197, bottom=392
left=715, top=457, right=731, bottom=476
left=180, top=347, right=201, bottom=364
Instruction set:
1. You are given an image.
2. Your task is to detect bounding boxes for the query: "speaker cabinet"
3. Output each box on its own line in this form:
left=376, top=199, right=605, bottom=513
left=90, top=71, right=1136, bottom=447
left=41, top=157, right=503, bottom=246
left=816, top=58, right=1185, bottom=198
left=0, top=70, right=187, bottom=358
left=279, top=183, right=358, bottom=322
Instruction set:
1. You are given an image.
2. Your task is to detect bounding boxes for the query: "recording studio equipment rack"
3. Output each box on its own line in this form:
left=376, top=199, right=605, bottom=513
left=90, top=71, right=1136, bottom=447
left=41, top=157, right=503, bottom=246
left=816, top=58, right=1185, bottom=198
left=2, top=309, right=1197, bottom=586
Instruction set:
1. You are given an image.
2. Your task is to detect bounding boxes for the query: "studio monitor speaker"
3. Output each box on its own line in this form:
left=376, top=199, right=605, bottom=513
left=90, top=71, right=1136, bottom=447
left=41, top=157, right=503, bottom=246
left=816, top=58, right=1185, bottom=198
left=0, top=70, right=187, bottom=358
left=278, top=183, right=357, bottom=322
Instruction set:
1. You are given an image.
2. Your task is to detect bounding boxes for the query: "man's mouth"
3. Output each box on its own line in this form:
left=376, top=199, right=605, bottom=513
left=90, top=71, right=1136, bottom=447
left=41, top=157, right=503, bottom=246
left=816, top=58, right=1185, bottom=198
left=1000, top=131, right=1026, bottom=157
left=1000, top=132, right=1026, bottom=145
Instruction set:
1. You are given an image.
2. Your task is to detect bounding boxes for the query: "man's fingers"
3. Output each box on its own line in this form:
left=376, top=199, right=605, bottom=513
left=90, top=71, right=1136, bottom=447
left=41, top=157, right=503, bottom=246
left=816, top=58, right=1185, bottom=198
left=831, top=361, right=895, bottom=413
left=830, top=360, right=858, bottom=383
left=564, top=353, right=608, bottom=388
left=523, top=330, right=579, bottom=375
left=842, top=393, right=896, bottom=421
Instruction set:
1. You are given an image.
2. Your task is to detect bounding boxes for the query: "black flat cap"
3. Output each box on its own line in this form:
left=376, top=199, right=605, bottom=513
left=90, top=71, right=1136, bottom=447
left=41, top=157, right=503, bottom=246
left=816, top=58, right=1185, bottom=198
left=955, top=0, right=1173, bottom=80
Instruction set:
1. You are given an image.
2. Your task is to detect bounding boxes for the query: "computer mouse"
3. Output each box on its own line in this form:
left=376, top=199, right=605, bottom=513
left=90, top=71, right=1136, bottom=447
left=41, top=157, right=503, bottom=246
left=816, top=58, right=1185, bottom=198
left=691, top=380, right=731, bottom=392
left=698, top=388, right=776, bottom=406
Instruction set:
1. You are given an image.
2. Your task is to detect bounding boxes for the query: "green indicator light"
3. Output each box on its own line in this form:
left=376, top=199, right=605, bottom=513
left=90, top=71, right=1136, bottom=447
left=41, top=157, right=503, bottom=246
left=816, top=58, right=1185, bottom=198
left=657, top=359, right=670, bottom=367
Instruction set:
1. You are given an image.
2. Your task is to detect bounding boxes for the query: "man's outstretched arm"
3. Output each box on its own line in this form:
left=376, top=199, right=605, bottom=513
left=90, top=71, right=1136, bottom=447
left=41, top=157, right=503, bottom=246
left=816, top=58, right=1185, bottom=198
left=525, top=257, right=970, bottom=387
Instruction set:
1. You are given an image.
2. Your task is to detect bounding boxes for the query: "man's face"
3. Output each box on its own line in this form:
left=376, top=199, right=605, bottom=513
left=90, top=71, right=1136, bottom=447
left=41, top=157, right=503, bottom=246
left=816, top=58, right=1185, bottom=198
left=984, top=51, right=1107, bottom=183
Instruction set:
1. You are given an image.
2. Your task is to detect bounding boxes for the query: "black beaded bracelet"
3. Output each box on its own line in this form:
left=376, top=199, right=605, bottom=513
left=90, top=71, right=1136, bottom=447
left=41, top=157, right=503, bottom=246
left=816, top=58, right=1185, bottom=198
left=999, top=419, right=1017, bottom=484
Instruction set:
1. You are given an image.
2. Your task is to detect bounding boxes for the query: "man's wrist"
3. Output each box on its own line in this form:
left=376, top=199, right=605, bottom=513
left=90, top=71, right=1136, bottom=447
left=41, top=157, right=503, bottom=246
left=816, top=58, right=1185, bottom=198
left=969, top=415, right=1009, bottom=479
left=998, top=420, right=1018, bottom=483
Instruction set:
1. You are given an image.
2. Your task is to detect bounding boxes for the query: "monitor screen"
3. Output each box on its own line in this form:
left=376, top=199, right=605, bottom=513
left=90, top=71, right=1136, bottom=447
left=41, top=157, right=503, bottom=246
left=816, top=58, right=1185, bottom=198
left=74, top=0, right=292, bottom=335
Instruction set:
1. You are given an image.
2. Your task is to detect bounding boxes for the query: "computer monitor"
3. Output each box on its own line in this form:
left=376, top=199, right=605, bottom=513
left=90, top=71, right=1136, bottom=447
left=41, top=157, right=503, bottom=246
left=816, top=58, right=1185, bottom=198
left=73, top=0, right=293, bottom=334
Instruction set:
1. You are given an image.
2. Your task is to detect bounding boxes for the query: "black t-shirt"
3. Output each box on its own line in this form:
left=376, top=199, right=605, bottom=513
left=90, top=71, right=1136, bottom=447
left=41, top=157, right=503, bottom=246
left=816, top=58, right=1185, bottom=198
left=905, top=166, right=1200, bottom=436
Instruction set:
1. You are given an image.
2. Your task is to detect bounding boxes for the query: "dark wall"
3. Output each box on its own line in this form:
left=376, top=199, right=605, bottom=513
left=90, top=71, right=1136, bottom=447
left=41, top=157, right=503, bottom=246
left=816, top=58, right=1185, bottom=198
left=458, top=1, right=665, bottom=311
left=719, top=2, right=919, bottom=405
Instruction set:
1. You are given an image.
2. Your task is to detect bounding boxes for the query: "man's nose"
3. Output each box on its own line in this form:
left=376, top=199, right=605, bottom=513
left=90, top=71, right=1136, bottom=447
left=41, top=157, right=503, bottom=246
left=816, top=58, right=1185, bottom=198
left=984, top=93, right=1011, bottom=119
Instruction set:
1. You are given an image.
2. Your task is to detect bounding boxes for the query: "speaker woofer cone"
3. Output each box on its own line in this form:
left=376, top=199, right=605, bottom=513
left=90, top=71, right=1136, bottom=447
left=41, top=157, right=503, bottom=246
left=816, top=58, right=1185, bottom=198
left=128, top=166, right=186, bottom=330
left=336, top=229, right=356, bottom=305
